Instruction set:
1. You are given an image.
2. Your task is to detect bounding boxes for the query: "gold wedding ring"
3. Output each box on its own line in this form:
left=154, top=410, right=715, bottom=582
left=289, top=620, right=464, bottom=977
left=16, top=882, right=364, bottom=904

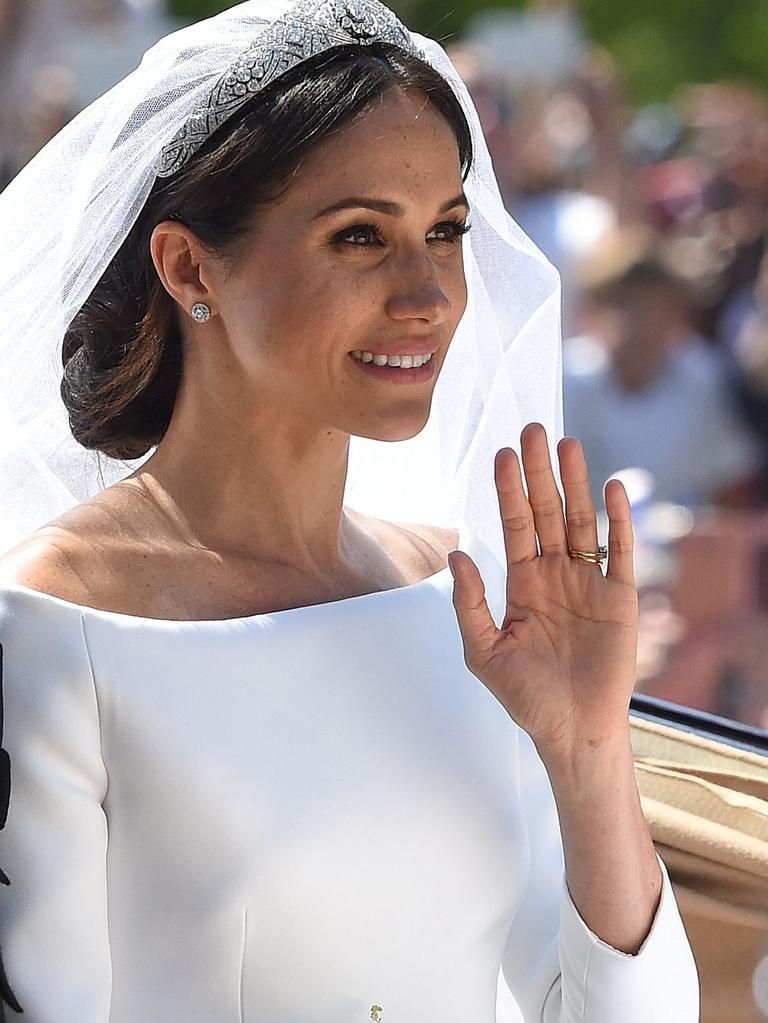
left=568, top=545, right=608, bottom=565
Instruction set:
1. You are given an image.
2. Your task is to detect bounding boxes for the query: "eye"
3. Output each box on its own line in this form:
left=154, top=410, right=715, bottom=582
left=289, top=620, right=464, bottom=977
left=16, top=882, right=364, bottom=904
left=427, top=219, right=472, bottom=244
left=333, top=219, right=472, bottom=249
left=334, top=223, right=385, bottom=247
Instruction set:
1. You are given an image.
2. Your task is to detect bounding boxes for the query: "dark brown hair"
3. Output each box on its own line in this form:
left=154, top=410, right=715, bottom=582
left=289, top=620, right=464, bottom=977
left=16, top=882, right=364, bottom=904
left=60, top=42, right=474, bottom=460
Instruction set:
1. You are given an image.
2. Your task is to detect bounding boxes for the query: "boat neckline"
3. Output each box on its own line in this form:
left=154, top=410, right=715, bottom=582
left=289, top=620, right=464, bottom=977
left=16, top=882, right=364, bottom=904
left=1, top=523, right=464, bottom=627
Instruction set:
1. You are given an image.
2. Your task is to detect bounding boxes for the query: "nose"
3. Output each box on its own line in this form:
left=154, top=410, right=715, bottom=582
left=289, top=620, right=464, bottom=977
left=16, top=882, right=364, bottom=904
left=384, top=250, right=453, bottom=326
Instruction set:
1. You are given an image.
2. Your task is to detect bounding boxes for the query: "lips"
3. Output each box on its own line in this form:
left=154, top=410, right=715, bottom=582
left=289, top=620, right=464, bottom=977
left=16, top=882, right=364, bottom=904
left=348, top=351, right=438, bottom=384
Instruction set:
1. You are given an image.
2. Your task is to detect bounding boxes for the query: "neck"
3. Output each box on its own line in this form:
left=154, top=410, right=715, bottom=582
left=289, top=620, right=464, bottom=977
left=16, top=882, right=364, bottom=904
left=125, top=373, right=359, bottom=576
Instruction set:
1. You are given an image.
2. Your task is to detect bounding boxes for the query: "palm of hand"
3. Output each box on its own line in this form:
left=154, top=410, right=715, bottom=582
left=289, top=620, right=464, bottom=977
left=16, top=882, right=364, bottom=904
left=449, top=424, right=639, bottom=758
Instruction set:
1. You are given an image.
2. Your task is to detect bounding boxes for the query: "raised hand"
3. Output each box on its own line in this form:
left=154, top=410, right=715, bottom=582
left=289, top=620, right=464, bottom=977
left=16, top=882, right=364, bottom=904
left=448, top=422, right=638, bottom=760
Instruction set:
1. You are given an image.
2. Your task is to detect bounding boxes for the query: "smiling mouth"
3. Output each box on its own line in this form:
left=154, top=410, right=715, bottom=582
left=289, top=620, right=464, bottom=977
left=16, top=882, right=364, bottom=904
left=348, top=350, right=437, bottom=384
left=350, top=350, right=435, bottom=369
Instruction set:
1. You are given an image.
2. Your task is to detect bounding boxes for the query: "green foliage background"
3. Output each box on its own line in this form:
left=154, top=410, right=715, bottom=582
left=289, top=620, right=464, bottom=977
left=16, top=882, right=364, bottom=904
left=168, top=0, right=768, bottom=104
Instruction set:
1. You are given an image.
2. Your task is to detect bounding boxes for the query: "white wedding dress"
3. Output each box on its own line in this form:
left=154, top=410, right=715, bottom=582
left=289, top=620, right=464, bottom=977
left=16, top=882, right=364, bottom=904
left=0, top=522, right=699, bottom=1022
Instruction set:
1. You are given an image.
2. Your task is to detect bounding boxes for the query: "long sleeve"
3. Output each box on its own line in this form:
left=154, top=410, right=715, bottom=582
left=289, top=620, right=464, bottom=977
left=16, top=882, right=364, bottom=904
left=0, top=588, right=111, bottom=1021
left=497, top=726, right=700, bottom=1023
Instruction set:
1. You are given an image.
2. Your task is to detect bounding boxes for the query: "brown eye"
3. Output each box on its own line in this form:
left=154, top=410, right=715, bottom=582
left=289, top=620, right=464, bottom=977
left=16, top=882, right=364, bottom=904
left=334, top=223, right=384, bottom=247
left=427, top=220, right=472, bottom=244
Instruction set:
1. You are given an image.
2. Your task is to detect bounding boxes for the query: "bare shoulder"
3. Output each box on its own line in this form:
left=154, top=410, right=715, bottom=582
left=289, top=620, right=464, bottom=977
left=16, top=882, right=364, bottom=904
left=0, top=533, right=93, bottom=605
left=0, top=499, right=128, bottom=605
left=399, top=521, right=460, bottom=557
left=355, top=513, right=459, bottom=578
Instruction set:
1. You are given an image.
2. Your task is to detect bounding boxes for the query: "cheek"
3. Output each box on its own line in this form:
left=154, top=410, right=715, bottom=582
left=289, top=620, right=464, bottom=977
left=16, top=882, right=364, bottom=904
left=244, top=268, right=357, bottom=377
left=447, top=259, right=469, bottom=325
left=457, top=266, right=469, bottom=314
left=230, top=260, right=329, bottom=350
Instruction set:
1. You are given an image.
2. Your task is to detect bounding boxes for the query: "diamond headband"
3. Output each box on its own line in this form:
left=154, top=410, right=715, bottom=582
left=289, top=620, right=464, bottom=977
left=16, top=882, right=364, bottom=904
left=157, top=0, right=423, bottom=178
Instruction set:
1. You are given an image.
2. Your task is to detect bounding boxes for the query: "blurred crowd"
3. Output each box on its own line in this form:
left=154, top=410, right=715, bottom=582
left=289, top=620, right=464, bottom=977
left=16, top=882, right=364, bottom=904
left=452, top=6, right=768, bottom=730
left=0, top=0, right=177, bottom=187
left=3, top=1, right=768, bottom=728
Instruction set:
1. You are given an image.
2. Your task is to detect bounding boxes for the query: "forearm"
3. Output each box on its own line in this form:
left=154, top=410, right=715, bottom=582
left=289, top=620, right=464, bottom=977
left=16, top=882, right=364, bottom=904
left=540, top=728, right=663, bottom=955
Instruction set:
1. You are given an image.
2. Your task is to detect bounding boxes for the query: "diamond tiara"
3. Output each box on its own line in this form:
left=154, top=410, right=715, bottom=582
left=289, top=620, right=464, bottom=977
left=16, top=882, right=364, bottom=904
left=157, top=0, right=423, bottom=179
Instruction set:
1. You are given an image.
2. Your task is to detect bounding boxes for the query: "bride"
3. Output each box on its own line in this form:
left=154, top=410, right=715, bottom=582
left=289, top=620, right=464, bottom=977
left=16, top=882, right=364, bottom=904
left=0, top=1, right=698, bottom=1020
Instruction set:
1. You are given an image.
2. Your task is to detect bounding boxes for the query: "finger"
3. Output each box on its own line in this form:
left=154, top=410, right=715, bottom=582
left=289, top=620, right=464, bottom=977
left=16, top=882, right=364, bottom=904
left=604, top=479, right=635, bottom=587
left=448, top=550, right=498, bottom=673
left=495, top=447, right=538, bottom=567
left=557, top=436, right=599, bottom=559
left=520, top=423, right=568, bottom=555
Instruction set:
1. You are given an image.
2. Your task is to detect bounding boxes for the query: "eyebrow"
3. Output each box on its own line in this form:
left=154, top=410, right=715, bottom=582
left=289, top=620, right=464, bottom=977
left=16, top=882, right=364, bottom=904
left=311, top=193, right=470, bottom=221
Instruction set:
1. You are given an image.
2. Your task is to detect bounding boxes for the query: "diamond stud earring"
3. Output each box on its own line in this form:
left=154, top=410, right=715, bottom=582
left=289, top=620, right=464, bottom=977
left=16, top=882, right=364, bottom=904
left=191, top=302, right=212, bottom=323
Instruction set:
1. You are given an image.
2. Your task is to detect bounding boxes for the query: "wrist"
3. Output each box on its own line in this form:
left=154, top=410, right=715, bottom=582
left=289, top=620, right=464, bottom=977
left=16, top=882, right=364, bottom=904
left=535, top=727, right=635, bottom=790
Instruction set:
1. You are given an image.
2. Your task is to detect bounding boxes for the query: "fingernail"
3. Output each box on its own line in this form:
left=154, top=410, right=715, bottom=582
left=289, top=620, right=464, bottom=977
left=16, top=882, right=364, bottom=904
left=447, top=552, right=457, bottom=580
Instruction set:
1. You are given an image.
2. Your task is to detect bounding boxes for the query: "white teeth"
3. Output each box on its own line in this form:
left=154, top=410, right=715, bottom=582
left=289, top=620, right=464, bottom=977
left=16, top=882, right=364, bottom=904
left=352, top=350, right=435, bottom=369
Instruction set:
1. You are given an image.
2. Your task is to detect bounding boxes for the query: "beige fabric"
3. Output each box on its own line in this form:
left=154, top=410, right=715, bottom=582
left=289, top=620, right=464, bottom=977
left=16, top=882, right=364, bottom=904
left=630, top=714, right=768, bottom=1023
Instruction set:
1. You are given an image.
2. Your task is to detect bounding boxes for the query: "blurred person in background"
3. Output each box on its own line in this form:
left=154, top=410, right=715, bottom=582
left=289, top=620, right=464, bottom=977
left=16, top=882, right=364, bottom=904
left=56, top=0, right=179, bottom=110
left=0, top=0, right=59, bottom=186
left=451, top=11, right=631, bottom=336
left=443, top=42, right=519, bottom=204
left=13, top=66, right=79, bottom=174
left=679, top=84, right=768, bottom=349
left=0, top=0, right=178, bottom=187
left=563, top=227, right=763, bottom=510
left=506, top=70, right=619, bottom=336
left=0, top=0, right=24, bottom=175
left=723, top=245, right=768, bottom=500
left=635, top=82, right=768, bottom=347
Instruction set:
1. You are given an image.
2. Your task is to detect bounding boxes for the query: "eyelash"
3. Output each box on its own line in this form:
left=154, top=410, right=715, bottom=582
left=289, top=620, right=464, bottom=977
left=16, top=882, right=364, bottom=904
left=333, top=218, right=472, bottom=248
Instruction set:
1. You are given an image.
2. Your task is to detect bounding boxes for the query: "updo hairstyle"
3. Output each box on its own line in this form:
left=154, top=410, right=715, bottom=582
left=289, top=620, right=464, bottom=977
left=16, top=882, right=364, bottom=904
left=60, top=42, right=474, bottom=460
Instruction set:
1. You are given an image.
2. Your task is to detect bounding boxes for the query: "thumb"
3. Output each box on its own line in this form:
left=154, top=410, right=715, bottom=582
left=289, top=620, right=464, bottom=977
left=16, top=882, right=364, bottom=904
left=448, top=550, right=498, bottom=673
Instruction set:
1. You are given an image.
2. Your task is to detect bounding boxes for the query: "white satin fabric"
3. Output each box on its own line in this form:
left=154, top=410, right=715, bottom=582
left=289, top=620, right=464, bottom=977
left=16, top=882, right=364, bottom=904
left=0, top=524, right=699, bottom=1022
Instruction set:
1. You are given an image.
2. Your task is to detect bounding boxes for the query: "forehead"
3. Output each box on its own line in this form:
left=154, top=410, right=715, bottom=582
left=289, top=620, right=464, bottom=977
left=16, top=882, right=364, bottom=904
left=282, top=87, right=464, bottom=211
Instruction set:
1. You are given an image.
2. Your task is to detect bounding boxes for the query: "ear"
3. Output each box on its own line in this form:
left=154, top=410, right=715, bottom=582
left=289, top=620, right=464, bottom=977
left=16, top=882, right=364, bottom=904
left=150, top=221, right=218, bottom=317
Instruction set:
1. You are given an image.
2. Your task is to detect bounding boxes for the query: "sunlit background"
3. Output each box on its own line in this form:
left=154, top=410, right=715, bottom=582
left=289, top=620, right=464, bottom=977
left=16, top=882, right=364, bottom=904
left=2, top=2, right=768, bottom=1020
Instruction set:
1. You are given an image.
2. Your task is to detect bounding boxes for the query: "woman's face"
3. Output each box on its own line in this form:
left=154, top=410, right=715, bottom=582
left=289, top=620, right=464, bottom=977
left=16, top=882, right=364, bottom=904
left=204, top=86, right=469, bottom=443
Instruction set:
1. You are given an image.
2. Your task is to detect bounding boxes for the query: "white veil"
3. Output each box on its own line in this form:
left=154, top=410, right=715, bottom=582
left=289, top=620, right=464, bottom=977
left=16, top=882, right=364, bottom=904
left=0, top=0, right=563, bottom=622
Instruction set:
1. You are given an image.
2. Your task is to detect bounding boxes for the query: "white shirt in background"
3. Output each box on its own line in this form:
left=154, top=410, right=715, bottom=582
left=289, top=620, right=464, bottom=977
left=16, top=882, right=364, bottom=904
left=563, top=334, right=762, bottom=508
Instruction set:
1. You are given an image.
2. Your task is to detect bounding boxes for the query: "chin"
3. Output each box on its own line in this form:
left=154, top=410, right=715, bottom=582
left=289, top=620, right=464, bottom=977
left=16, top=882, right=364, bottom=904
left=352, top=409, right=431, bottom=444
